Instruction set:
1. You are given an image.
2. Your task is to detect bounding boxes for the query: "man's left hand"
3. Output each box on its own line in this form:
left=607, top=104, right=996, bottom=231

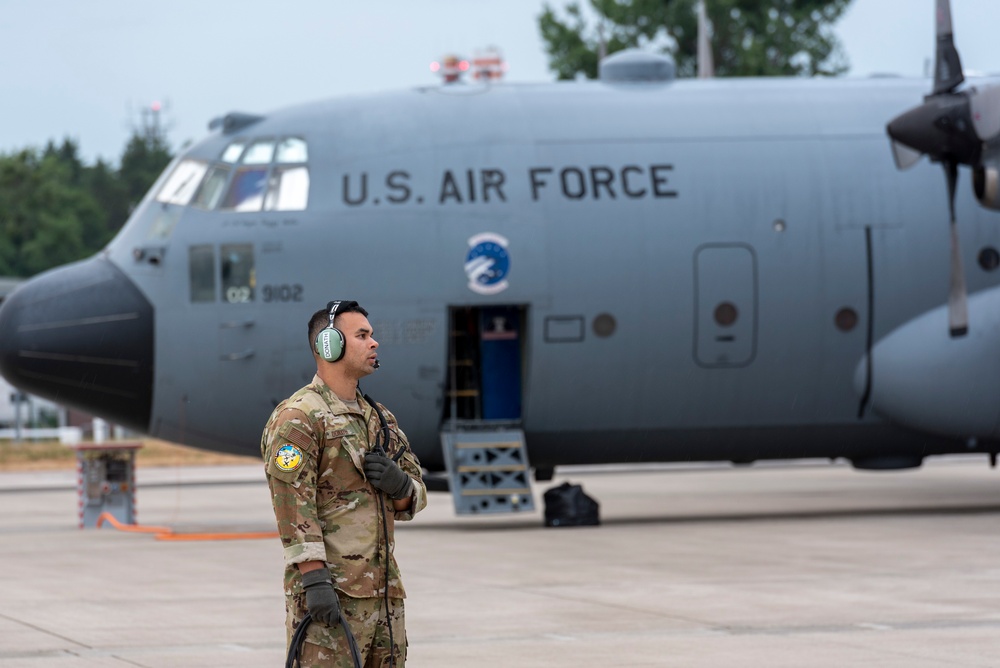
left=364, top=453, right=414, bottom=499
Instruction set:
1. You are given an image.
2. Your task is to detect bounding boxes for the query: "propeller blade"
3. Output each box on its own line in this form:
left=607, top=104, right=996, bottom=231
left=944, top=160, right=969, bottom=337
left=948, top=222, right=969, bottom=337
left=890, top=139, right=923, bottom=170
left=933, top=0, right=964, bottom=95
left=970, top=85, right=1000, bottom=141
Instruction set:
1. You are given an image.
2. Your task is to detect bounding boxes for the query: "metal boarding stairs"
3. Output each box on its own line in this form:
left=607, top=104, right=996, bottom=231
left=440, top=427, right=534, bottom=515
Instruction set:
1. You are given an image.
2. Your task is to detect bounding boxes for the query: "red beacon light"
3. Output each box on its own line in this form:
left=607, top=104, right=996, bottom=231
left=431, top=54, right=469, bottom=84
left=472, top=46, right=505, bottom=82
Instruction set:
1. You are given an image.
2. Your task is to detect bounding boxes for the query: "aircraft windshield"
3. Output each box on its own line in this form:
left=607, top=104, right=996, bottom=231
left=155, top=137, right=310, bottom=213
left=191, top=166, right=230, bottom=210
left=155, top=160, right=208, bottom=205
left=224, top=167, right=268, bottom=211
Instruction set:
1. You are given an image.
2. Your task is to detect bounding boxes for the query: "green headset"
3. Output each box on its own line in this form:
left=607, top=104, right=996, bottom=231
left=314, top=300, right=351, bottom=363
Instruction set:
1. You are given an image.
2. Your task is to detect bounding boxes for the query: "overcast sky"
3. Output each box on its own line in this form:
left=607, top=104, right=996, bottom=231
left=2, top=0, right=999, bottom=164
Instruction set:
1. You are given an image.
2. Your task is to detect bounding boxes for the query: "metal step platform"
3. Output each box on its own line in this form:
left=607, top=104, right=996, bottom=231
left=440, top=428, right=534, bottom=515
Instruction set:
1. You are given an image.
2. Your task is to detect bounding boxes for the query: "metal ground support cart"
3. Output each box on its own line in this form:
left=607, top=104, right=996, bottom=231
left=70, top=442, right=143, bottom=528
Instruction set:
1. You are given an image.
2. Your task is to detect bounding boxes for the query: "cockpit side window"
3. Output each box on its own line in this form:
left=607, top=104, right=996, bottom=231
left=187, top=243, right=257, bottom=305
left=188, top=245, right=216, bottom=303
left=155, top=160, right=208, bottom=205
left=221, top=243, right=255, bottom=303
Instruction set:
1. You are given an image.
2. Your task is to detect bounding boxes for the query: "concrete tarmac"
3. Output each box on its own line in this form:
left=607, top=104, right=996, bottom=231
left=2, top=457, right=1000, bottom=667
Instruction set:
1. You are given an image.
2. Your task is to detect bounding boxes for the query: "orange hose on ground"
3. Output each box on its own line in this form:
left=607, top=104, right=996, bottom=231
left=96, top=513, right=172, bottom=534
left=155, top=531, right=278, bottom=541
left=97, top=512, right=277, bottom=541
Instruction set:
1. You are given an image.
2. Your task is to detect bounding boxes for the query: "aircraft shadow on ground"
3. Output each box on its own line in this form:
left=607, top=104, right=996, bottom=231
left=405, top=503, right=1000, bottom=532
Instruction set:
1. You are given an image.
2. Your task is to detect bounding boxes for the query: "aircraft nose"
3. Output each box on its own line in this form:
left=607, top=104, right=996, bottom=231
left=854, top=286, right=1000, bottom=438
left=0, top=257, right=154, bottom=433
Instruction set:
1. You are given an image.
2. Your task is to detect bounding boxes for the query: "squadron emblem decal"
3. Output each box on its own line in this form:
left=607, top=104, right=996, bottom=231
left=464, top=232, right=510, bottom=295
left=274, top=444, right=304, bottom=472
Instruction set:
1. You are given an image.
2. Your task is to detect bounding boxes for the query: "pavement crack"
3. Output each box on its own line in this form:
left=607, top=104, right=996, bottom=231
left=0, top=611, right=91, bottom=649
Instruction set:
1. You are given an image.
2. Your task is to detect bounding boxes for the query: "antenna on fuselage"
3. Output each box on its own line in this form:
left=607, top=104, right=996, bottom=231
left=697, top=0, right=715, bottom=78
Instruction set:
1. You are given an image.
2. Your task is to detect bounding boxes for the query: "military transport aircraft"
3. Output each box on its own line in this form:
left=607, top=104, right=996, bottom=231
left=2, top=0, right=999, bottom=514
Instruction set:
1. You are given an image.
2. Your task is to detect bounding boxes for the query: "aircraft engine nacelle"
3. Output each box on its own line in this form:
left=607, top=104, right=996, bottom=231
left=854, top=284, right=1000, bottom=439
left=973, top=155, right=1000, bottom=210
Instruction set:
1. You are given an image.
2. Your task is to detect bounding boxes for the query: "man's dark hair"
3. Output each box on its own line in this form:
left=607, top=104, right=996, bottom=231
left=307, top=301, right=369, bottom=349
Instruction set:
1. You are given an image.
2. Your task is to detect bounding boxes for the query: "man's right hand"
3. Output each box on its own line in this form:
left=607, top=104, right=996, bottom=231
left=301, top=568, right=341, bottom=626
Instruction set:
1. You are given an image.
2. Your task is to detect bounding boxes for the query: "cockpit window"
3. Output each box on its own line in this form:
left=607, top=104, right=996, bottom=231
left=167, top=136, right=309, bottom=213
left=221, top=140, right=246, bottom=164
left=218, top=136, right=310, bottom=212
left=224, top=167, right=268, bottom=212
left=242, top=139, right=275, bottom=165
left=276, top=137, right=308, bottom=163
left=155, top=160, right=208, bottom=205
left=264, top=166, right=310, bottom=211
left=191, top=165, right=230, bottom=210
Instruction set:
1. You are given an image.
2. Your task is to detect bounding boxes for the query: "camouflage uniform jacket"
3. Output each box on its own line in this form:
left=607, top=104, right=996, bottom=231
left=261, top=374, right=427, bottom=601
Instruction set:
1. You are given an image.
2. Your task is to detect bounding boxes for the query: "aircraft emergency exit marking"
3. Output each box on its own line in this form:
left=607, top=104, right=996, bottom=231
left=340, top=164, right=677, bottom=207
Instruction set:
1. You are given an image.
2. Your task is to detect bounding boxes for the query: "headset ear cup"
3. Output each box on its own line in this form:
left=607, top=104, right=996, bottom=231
left=315, top=327, right=345, bottom=362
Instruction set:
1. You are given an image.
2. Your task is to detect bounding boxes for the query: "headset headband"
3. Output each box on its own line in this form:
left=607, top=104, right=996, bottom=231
left=327, top=300, right=342, bottom=327
left=326, top=300, right=360, bottom=327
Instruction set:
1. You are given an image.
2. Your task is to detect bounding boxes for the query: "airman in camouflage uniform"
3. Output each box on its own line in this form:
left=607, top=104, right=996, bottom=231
left=262, top=301, right=426, bottom=667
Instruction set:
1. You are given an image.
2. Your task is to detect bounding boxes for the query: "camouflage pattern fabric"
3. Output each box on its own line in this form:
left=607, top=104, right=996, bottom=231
left=262, top=374, right=426, bottom=652
left=292, top=595, right=405, bottom=668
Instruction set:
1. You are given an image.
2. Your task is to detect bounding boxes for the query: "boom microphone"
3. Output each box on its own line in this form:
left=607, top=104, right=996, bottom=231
left=373, top=359, right=381, bottom=369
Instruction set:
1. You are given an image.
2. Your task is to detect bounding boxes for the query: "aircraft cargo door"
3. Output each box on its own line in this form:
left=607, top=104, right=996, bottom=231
left=445, top=305, right=525, bottom=422
left=694, top=244, right=757, bottom=367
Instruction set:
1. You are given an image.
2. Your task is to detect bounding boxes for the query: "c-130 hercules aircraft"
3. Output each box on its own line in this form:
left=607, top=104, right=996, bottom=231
left=2, top=0, right=1000, bottom=514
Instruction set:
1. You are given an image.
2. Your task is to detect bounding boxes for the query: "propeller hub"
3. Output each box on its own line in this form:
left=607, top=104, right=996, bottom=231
left=887, top=94, right=981, bottom=166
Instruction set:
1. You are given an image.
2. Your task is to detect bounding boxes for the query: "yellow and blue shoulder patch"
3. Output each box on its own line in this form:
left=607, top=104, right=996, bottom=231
left=274, top=444, right=304, bottom=472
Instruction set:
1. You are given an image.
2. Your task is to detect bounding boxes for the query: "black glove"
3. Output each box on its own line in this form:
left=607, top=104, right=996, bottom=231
left=301, top=568, right=340, bottom=627
left=364, top=452, right=414, bottom=499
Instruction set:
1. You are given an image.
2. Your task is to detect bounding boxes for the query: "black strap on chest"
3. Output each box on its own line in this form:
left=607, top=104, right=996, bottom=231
left=362, top=391, right=403, bottom=668
left=363, top=393, right=406, bottom=462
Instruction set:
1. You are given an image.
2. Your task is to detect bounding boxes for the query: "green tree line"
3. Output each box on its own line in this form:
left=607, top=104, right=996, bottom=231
left=0, top=134, right=172, bottom=277
left=539, top=0, right=852, bottom=80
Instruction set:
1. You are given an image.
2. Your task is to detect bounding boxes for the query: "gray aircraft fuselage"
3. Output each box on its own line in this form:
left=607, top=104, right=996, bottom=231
left=3, top=72, right=1000, bottom=472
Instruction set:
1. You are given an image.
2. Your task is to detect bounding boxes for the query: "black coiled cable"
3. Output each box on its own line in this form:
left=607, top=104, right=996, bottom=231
left=365, top=393, right=401, bottom=668
left=286, top=610, right=363, bottom=668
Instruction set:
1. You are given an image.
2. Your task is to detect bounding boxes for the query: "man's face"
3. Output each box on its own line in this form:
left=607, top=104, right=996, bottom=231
left=335, top=311, right=379, bottom=379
